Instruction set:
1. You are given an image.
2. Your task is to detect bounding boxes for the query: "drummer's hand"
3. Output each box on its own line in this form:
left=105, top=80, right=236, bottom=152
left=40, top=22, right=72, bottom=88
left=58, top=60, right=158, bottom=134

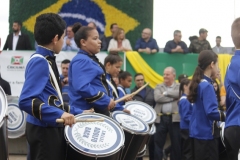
left=61, top=112, right=76, bottom=127
left=123, top=109, right=131, bottom=114
left=124, top=94, right=133, bottom=102
left=108, top=99, right=116, bottom=110
left=83, top=108, right=94, bottom=113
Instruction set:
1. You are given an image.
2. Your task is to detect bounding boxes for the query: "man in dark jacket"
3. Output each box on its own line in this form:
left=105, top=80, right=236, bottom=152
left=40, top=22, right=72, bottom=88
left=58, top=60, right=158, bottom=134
left=131, top=73, right=155, bottom=160
left=0, top=74, right=11, bottom=95
left=3, top=21, right=32, bottom=50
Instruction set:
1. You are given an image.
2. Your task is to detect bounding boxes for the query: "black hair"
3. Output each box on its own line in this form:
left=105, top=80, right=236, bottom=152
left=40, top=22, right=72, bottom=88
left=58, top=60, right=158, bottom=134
left=110, top=23, right=117, bottom=29
left=61, top=59, right=70, bottom=64
left=188, top=50, right=218, bottom=103
left=72, top=22, right=95, bottom=48
left=189, top=36, right=198, bottom=42
left=213, top=79, right=220, bottom=103
left=34, top=13, right=66, bottom=45
left=134, top=73, right=144, bottom=79
left=119, top=71, right=132, bottom=82
left=216, top=36, right=221, bottom=39
left=178, top=74, right=188, bottom=83
left=104, top=53, right=123, bottom=66
left=13, top=20, right=22, bottom=27
left=179, top=78, right=191, bottom=99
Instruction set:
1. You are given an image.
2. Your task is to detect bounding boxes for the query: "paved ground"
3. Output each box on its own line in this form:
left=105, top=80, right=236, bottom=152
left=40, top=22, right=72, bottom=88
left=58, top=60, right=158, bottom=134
left=9, top=155, right=150, bottom=160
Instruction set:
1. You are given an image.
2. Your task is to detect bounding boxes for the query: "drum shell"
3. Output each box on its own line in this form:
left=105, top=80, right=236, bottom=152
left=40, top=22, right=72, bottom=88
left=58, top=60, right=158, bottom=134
left=0, top=117, right=8, bottom=160
left=122, top=130, right=148, bottom=160
left=66, top=143, right=123, bottom=160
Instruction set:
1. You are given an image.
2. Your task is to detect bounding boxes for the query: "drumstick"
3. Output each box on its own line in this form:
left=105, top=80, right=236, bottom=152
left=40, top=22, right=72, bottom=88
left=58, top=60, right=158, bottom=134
left=56, top=118, right=105, bottom=123
left=115, top=82, right=149, bottom=103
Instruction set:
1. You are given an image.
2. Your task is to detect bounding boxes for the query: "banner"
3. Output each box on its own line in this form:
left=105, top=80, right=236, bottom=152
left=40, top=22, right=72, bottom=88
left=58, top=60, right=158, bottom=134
left=0, top=51, right=109, bottom=96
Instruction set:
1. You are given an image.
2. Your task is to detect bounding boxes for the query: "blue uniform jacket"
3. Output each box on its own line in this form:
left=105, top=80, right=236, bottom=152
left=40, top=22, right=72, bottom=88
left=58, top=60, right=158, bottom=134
left=117, top=85, right=126, bottom=106
left=106, top=73, right=124, bottom=111
left=179, top=94, right=192, bottom=129
left=225, top=50, right=240, bottom=128
left=19, top=46, right=82, bottom=127
left=189, top=75, right=224, bottom=140
left=68, top=50, right=111, bottom=112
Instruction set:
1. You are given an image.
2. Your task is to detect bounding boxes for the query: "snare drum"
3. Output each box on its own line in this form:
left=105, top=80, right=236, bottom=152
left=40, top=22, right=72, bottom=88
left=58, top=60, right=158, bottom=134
left=7, top=96, right=26, bottom=139
left=0, top=87, right=8, bottom=160
left=111, top=111, right=149, bottom=160
left=65, top=113, right=125, bottom=160
left=136, top=145, right=146, bottom=158
left=124, top=101, right=156, bottom=126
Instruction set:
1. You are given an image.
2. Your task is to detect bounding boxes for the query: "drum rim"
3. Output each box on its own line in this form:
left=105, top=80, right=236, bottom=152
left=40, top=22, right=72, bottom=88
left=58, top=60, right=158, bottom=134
left=0, top=86, right=8, bottom=124
left=7, top=103, right=26, bottom=139
left=125, top=101, right=157, bottom=125
left=149, top=124, right=156, bottom=135
left=111, top=111, right=150, bottom=135
left=64, top=113, right=125, bottom=157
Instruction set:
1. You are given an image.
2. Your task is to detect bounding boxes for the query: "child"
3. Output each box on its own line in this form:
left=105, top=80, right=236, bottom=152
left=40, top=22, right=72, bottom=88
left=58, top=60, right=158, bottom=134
left=224, top=17, right=240, bottom=160
left=188, top=50, right=225, bottom=160
left=68, top=23, right=115, bottom=117
left=104, top=54, right=130, bottom=112
left=178, top=78, right=192, bottom=160
left=19, top=13, right=77, bottom=160
left=118, top=71, right=133, bottom=105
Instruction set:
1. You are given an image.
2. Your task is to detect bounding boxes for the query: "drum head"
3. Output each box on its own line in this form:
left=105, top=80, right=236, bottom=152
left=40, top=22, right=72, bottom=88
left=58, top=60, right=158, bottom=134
left=124, top=101, right=156, bottom=125
left=111, top=111, right=149, bottom=134
left=7, top=103, right=26, bottom=139
left=65, top=113, right=125, bottom=157
left=0, top=87, right=8, bottom=125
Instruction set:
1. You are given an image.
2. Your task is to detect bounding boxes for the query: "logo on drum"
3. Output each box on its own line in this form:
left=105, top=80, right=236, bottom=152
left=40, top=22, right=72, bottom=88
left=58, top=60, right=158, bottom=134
left=11, top=56, right=24, bottom=65
left=7, top=56, right=25, bottom=71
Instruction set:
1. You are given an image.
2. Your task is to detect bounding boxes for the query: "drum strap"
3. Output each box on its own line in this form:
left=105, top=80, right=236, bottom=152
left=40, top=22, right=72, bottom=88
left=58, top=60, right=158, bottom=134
left=30, top=54, right=63, bottom=106
left=117, top=86, right=126, bottom=96
left=157, top=112, right=179, bottom=116
left=106, top=79, right=119, bottom=98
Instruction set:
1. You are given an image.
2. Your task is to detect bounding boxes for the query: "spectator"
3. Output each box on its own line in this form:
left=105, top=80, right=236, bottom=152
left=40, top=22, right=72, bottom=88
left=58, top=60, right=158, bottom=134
left=131, top=73, right=155, bottom=160
left=189, top=28, right=211, bottom=53
left=220, top=86, right=226, bottom=111
left=0, top=73, right=11, bottom=95
left=212, top=36, right=226, bottom=54
left=3, top=20, right=32, bottom=50
left=164, top=30, right=188, bottom=53
left=105, top=23, right=118, bottom=49
left=88, top=22, right=107, bottom=51
left=135, top=28, right=159, bottom=54
left=178, top=74, right=188, bottom=83
left=154, top=67, right=181, bottom=160
left=108, top=28, right=132, bottom=53
left=62, top=25, right=78, bottom=51
left=189, top=36, right=198, bottom=42
left=60, top=59, right=70, bottom=103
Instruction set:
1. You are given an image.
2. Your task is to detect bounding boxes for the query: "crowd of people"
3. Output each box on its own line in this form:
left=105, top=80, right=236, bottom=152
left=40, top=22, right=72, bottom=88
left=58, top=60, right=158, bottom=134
left=0, top=11, right=240, bottom=160
left=0, top=18, right=231, bottom=55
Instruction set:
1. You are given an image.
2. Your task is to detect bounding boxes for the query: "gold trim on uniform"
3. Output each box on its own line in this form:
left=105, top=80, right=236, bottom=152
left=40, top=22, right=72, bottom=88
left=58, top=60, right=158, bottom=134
left=39, top=103, right=44, bottom=120
left=85, top=91, right=104, bottom=103
left=32, top=98, right=36, bottom=118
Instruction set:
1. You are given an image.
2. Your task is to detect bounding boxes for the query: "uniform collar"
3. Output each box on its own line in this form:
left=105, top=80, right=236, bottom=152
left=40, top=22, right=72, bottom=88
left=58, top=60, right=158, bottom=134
left=203, top=75, right=213, bottom=83
left=36, top=45, right=54, bottom=57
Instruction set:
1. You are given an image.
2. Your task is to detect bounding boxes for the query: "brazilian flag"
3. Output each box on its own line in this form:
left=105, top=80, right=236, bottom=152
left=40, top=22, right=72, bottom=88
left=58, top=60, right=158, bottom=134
left=9, top=0, right=153, bottom=49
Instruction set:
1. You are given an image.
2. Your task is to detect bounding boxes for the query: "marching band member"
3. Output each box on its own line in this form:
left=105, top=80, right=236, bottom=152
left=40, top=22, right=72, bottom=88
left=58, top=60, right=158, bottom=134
left=104, top=54, right=131, bottom=113
left=68, top=22, right=115, bottom=116
left=19, top=13, right=78, bottom=160
left=188, top=50, right=225, bottom=160
left=178, top=78, right=192, bottom=160
left=118, top=71, right=133, bottom=106
left=224, top=17, right=240, bottom=160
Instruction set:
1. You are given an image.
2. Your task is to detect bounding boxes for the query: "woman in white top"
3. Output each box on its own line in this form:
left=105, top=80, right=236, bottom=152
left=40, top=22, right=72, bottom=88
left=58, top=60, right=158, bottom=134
left=108, top=28, right=132, bottom=53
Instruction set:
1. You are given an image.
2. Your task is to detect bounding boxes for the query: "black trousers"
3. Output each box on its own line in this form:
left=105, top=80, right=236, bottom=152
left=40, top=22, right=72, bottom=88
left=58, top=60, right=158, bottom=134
left=181, top=129, right=193, bottom=160
left=154, top=116, right=181, bottom=160
left=193, top=138, right=218, bottom=160
left=26, top=123, right=66, bottom=160
left=224, top=126, right=240, bottom=160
